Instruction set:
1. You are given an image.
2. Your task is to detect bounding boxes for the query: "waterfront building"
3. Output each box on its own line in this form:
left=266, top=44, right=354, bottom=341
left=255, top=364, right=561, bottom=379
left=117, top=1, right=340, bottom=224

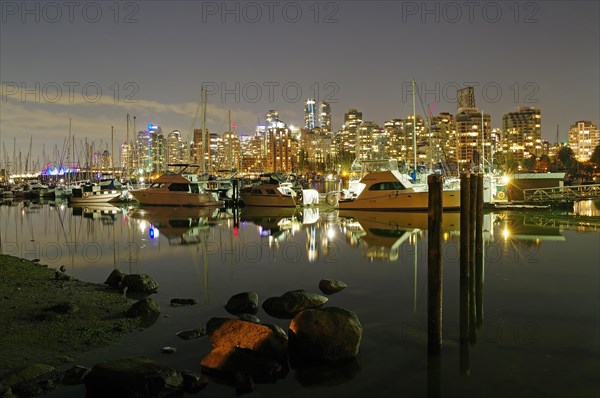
left=502, top=106, right=542, bottom=160
left=568, top=120, right=599, bottom=162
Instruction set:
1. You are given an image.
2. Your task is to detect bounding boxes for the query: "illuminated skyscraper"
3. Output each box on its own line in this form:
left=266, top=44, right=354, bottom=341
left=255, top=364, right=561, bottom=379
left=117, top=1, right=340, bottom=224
left=319, top=102, right=332, bottom=133
left=304, top=99, right=317, bottom=130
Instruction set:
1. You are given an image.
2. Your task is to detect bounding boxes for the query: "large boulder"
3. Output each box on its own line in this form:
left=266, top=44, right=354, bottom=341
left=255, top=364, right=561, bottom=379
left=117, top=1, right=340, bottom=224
left=84, top=357, right=183, bottom=398
left=262, top=290, right=328, bottom=318
left=288, top=307, right=362, bottom=362
left=201, top=318, right=288, bottom=381
left=225, top=291, right=259, bottom=315
left=122, top=274, right=158, bottom=294
left=207, top=318, right=287, bottom=360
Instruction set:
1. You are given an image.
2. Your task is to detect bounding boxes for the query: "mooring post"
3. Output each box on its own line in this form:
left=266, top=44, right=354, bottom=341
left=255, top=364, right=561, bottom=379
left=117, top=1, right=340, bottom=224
left=427, top=174, right=444, bottom=356
left=475, top=173, right=484, bottom=330
left=469, top=172, right=478, bottom=344
left=427, top=174, right=443, bottom=398
left=459, top=171, right=471, bottom=374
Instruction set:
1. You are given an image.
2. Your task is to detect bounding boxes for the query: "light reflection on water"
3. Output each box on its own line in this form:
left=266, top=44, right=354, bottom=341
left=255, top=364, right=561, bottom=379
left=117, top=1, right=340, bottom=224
left=1, top=199, right=599, bottom=398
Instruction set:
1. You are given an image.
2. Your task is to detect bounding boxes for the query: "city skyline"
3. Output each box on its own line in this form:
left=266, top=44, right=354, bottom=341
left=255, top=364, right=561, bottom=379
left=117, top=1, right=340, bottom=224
left=1, top=1, right=599, bottom=163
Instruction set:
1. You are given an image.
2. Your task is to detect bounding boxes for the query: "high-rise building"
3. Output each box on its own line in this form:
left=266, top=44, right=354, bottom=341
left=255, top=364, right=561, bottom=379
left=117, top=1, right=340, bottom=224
left=357, top=121, right=384, bottom=161
left=457, top=87, right=476, bottom=111
left=569, top=120, right=599, bottom=162
left=166, top=130, right=187, bottom=166
left=215, top=131, right=242, bottom=171
left=502, top=106, right=542, bottom=160
left=136, top=124, right=165, bottom=175
left=430, top=112, right=456, bottom=167
left=384, top=119, right=405, bottom=161
left=319, top=102, right=332, bottom=133
left=304, top=99, right=318, bottom=130
left=337, top=109, right=363, bottom=155
left=455, top=109, right=491, bottom=166
left=193, top=128, right=210, bottom=172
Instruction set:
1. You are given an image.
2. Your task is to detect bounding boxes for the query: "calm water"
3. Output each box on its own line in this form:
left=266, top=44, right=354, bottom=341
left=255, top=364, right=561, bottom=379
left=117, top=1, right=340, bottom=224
left=1, top=199, right=599, bottom=398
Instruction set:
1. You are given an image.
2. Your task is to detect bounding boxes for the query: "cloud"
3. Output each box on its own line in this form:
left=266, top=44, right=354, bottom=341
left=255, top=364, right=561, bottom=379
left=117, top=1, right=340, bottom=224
left=0, top=85, right=260, bottom=165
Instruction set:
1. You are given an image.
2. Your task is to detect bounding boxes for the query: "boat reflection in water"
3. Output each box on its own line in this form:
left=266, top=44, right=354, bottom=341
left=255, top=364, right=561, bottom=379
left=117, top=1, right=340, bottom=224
left=240, top=205, right=304, bottom=241
left=338, top=210, right=461, bottom=261
left=128, top=206, right=229, bottom=245
left=70, top=203, right=123, bottom=223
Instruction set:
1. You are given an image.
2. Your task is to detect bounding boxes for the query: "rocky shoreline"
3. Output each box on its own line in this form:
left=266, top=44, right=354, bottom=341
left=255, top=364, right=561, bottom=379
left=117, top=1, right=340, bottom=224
left=0, top=255, right=142, bottom=396
left=0, top=254, right=361, bottom=397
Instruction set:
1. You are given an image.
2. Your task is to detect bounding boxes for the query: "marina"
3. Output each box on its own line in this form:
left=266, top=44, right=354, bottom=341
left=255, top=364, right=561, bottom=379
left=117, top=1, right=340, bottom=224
left=0, top=197, right=598, bottom=397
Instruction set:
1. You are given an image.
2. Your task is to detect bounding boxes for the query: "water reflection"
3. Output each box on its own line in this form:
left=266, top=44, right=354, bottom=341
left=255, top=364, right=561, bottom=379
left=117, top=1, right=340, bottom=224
left=128, top=206, right=228, bottom=245
left=0, top=199, right=598, bottom=397
left=338, top=211, right=461, bottom=262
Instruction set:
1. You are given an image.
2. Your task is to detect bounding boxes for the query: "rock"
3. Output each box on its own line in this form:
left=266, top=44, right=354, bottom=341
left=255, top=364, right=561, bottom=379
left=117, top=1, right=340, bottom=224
left=176, top=328, right=206, bottom=340
left=234, top=370, right=255, bottom=395
left=262, top=290, right=328, bottom=318
left=59, top=265, right=67, bottom=273
left=201, top=318, right=289, bottom=381
left=318, top=279, right=347, bottom=295
left=161, top=346, right=177, bottom=354
left=201, top=347, right=284, bottom=382
left=53, top=271, right=71, bottom=281
left=84, top=357, right=184, bottom=398
left=238, top=313, right=260, bottom=323
left=0, top=384, right=12, bottom=398
left=180, top=370, right=208, bottom=394
left=126, top=298, right=160, bottom=318
left=31, top=259, right=40, bottom=263
left=225, top=291, right=259, bottom=315
left=61, top=365, right=90, bottom=385
left=0, top=364, right=55, bottom=388
left=122, top=274, right=158, bottom=294
left=170, top=298, right=197, bottom=307
left=104, top=269, right=126, bottom=289
left=207, top=318, right=288, bottom=361
left=289, top=307, right=362, bottom=362
left=45, top=302, right=79, bottom=315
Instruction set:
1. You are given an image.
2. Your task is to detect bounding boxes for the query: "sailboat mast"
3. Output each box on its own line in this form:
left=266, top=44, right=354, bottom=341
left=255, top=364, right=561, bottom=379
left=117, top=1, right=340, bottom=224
left=228, top=109, right=233, bottom=171
left=412, top=80, right=417, bottom=178
left=481, top=109, right=485, bottom=172
left=201, top=87, right=207, bottom=175
left=111, top=125, right=115, bottom=175
left=126, top=114, right=130, bottom=180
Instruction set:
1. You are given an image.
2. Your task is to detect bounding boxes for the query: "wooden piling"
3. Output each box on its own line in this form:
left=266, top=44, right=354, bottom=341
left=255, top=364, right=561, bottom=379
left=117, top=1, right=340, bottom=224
left=459, top=171, right=470, bottom=374
left=427, top=174, right=444, bottom=357
left=475, top=173, right=484, bottom=330
left=469, top=172, right=478, bottom=344
left=427, top=174, right=443, bottom=398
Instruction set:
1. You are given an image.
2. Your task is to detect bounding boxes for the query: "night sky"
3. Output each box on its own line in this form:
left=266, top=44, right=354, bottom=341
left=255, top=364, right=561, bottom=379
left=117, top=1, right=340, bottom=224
left=1, top=0, right=599, bottom=163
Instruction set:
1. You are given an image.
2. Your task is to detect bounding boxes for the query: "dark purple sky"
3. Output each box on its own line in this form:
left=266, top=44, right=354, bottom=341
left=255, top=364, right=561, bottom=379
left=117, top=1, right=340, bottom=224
left=1, top=0, right=598, bottom=163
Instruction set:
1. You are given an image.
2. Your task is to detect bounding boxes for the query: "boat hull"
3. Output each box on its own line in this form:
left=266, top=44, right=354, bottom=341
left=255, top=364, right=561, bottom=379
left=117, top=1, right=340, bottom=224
left=337, top=189, right=461, bottom=210
left=130, top=190, right=223, bottom=207
left=240, top=194, right=296, bottom=207
left=69, top=190, right=121, bottom=204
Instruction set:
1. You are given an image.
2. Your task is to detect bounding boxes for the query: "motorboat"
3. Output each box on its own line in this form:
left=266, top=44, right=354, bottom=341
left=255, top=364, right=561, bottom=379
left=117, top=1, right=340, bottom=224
left=326, top=169, right=461, bottom=210
left=240, top=173, right=319, bottom=207
left=129, top=164, right=224, bottom=207
left=69, top=179, right=123, bottom=204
